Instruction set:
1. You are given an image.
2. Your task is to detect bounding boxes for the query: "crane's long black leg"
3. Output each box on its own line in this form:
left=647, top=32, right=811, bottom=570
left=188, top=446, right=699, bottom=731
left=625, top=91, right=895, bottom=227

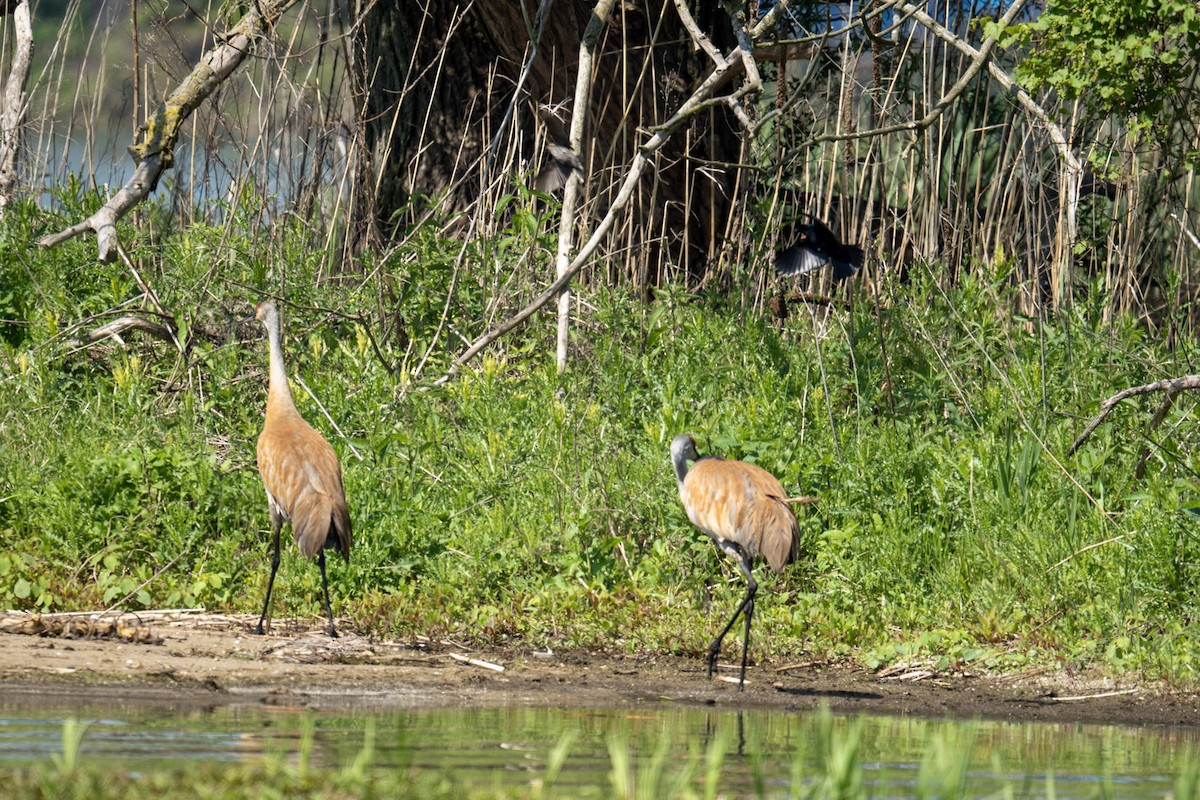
left=739, top=590, right=755, bottom=691
left=706, top=542, right=757, bottom=689
left=317, top=550, right=338, bottom=638
left=254, top=513, right=283, bottom=635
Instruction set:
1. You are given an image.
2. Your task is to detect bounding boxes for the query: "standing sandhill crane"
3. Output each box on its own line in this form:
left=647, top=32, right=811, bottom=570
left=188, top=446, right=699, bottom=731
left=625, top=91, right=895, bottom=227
left=670, top=434, right=802, bottom=690
left=252, top=300, right=352, bottom=638
left=775, top=216, right=865, bottom=282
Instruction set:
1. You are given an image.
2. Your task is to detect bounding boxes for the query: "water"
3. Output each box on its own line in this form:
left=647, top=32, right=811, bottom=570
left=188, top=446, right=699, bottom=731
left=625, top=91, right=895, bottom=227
left=0, top=694, right=1196, bottom=797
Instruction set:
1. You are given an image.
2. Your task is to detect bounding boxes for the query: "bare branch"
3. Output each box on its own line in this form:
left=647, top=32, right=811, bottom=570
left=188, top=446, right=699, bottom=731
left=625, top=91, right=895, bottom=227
left=37, top=0, right=300, bottom=261
left=554, top=0, right=616, bottom=371
left=433, top=16, right=764, bottom=386
left=1068, top=375, right=1200, bottom=455
left=795, top=0, right=1033, bottom=149
left=77, top=315, right=178, bottom=346
left=673, top=0, right=722, bottom=65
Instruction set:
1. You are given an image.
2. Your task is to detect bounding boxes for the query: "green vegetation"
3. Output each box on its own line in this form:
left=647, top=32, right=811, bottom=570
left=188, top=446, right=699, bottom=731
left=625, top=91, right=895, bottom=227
left=8, top=707, right=1200, bottom=799
left=1003, top=0, right=1200, bottom=150
left=3, top=187, right=1200, bottom=682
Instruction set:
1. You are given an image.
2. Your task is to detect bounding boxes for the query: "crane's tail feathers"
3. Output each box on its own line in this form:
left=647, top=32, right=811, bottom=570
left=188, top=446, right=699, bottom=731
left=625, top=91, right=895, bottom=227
left=292, top=494, right=353, bottom=562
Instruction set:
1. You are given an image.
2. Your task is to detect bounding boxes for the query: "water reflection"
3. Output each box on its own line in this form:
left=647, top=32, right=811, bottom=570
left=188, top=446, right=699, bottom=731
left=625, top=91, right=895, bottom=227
left=0, top=696, right=1196, bottom=797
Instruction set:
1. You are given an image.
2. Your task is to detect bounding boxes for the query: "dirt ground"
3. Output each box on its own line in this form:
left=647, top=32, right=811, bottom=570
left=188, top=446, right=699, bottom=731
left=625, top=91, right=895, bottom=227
left=1, top=611, right=1197, bottom=726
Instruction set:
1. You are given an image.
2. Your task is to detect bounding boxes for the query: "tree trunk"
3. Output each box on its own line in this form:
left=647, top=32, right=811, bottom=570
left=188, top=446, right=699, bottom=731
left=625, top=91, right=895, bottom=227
left=0, top=0, right=32, bottom=211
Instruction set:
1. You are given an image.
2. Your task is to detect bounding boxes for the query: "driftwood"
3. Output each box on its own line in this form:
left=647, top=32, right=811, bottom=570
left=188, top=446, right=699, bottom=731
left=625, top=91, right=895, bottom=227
left=0, top=613, right=163, bottom=645
left=37, top=0, right=299, bottom=262
left=1068, top=376, right=1200, bottom=475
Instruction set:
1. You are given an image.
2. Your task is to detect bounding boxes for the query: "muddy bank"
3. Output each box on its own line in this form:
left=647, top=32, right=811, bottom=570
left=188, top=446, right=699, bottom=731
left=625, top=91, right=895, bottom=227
left=0, top=612, right=1196, bottom=726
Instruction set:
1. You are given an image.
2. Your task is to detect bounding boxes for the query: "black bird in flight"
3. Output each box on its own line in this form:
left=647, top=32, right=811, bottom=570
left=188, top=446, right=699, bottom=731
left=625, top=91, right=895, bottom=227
left=775, top=217, right=864, bottom=282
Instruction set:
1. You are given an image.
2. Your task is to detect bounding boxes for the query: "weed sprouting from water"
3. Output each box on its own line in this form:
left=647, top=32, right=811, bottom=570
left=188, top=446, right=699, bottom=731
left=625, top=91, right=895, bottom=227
left=51, top=717, right=89, bottom=776
left=702, top=722, right=731, bottom=800
left=532, top=732, right=574, bottom=797
left=916, top=722, right=976, bottom=798
left=9, top=703, right=1200, bottom=798
left=297, top=712, right=316, bottom=776
left=349, top=717, right=377, bottom=778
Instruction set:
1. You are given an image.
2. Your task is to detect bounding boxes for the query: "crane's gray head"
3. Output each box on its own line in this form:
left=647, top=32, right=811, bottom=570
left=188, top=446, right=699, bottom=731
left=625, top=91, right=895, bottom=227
left=670, top=434, right=700, bottom=464
left=670, top=434, right=702, bottom=485
left=254, top=300, right=278, bottom=327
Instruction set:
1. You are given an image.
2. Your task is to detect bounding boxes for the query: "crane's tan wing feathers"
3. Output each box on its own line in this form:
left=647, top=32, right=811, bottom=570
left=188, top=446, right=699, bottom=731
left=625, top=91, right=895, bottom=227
left=681, top=457, right=800, bottom=572
left=257, top=412, right=352, bottom=561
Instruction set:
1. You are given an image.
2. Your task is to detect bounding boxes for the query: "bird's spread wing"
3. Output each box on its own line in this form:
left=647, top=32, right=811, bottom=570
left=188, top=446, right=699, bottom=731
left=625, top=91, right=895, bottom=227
left=775, top=243, right=830, bottom=276
left=831, top=245, right=865, bottom=280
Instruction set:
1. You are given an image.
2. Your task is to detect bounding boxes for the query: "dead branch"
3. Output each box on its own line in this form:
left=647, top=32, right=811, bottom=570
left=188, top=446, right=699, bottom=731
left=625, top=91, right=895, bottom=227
left=78, top=315, right=178, bottom=346
left=0, top=0, right=32, bottom=208
left=37, top=0, right=299, bottom=261
left=785, top=0, right=1030, bottom=148
left=1068, top=375, right=1200, bottom=455
left=433, top=1, right=795, bottom=385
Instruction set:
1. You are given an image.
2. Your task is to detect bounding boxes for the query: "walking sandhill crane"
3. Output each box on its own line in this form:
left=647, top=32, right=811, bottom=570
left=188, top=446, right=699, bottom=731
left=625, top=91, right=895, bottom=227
left=670, top=434, right=803, bottom=690
left=251, top=300, right=352, bottom=638
left=775, top=216, right=864, bottom=282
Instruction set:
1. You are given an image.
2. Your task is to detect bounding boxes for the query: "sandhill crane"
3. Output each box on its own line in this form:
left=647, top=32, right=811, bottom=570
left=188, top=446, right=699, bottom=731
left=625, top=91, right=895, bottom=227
left=775, top=216, right=864, bottom=281
left=670, top=434, right=802, bottom=690
left=251, top=300, right=352, bottom=638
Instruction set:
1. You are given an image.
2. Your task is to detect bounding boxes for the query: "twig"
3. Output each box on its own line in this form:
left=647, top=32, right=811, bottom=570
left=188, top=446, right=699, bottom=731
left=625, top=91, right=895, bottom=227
left=116, top=243, right=182, bottom=353
left=1, top=608, right=205, bottom=619
left=103, top=548, right=190, bottom=613
left=294, top=375, right=364, bottom=461
left=1046, top=533, right=1128, bottom=572
left=1053, top=688, right=1139, bottom=702
left=74, top=315, right=177, bottom=347
left=449, top=652, right=505, bottom=672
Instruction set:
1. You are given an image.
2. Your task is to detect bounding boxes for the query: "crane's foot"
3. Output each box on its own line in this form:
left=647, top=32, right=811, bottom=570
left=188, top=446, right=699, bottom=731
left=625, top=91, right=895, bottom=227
left=252, top=622, right=267, bottom=635
left=327, top=625, right=339, bottom=639
left=705, top=642, right=722, bottom=679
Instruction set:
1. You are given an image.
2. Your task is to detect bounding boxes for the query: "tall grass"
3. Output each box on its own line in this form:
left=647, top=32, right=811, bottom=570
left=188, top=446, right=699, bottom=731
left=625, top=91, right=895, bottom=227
left=3, top=180, right=1200, bottom=679
left=15, top=3, right=1200, bottom=335
left=3, top=3, right=1200, bottom=680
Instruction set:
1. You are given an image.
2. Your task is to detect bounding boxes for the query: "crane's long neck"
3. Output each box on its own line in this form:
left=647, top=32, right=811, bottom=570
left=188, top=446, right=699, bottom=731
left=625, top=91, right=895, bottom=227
left=264, top=311, right=297, bottom=414
left=671, top=447, right=690, bottom=487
